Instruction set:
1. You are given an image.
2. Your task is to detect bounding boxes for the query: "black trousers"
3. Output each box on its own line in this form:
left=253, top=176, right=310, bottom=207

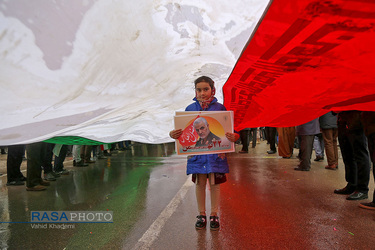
left=240, top=129, right=250, bottom=151
left=338, top=126, right=370, bottom=193
left=26, top=142, right=47, bottom=187
left=42, top=143, right=54, bottom=174
left=54, top=145, right=68, bottom=172
left=6, top=145, right=25, bottom=182
left=249, top=128, right=258, bottom=148
left=265, top=127, right=277, bottom=151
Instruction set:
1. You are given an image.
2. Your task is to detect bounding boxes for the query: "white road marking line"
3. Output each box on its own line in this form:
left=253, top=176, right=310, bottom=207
left=132, top=176, right=193, bottom=250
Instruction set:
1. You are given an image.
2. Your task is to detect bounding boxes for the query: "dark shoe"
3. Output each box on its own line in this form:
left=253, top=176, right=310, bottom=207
left=75, top=160, right=88, bottom=167
left=359, top=202, right=375, bottom=210
left=195, top=215, right=207, bottom=230
left=239, top=150, right=248, bottom=154
left=210, top=216, right=220, bottom=231
left=20, top=176, right=27, bottom=181
left=6, top=180, right=25, bottom=186
left=26, top=185, right=46, bottom=191
left=51, top=172, right=61, bottom=178
left=267, top=150, right=276, bottom=154
left=325, top=164, right=337, bottom=170
left=40, top=180, right=50, bottom=186
left=334, top=187, right=355, bottom=195
left=58, top=169, right=70, bottom=175
left=44, top=172, right=56, bottom=181
left=294, top=167, right=310, bottom=171
left=314, top=156, right=324, bottom=162
left=346, top=191, right=368, bottom=200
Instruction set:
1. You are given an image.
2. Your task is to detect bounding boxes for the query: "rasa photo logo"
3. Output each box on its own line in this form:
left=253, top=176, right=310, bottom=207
left=30, top=211, right=113, bottom=229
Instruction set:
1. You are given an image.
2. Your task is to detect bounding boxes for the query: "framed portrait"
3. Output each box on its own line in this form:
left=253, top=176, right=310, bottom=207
left=174, top=111, right=234, bottom=155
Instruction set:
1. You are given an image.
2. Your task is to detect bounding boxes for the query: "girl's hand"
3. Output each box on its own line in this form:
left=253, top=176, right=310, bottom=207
left=169, top=129, right=183, bottom=139
left=225, top=132, right=239, bottom=142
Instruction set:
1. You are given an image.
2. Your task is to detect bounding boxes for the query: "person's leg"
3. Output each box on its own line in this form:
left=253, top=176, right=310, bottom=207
left=268, top=127, right=277, bottom=153
left=196, top=174, right=207, bottom=215
left=72, top=145, right=82, bottom=163
left=84, top=145, right=94, bottom=163
left=42, top=143, right=54, bottom=174
left=208, top=174, right=220, bottom=230
left=297, top=135, right=314, bottom=170
left=319, top=134, right=325, bottom=157
left=337, top=127, right=356, bottom=191
left=332, top=128, right=339, bottom=167
left=6, top=145, right=25, bottom=184
left=195, top=174, right=207, bottom=229
left=359, top=133, right=375, bottom=209
left=54, top=145, right=68, bottom=173
left=286, top=127, right=296, bottom=156
left=251, top=128, right=257, bottom=148
left=26, top=142, right=47, bottom=190
left=322, top=129, right=335, bottom=167
left=313, top=135, right=323, bottom=160
left=351, top=130, right=370, bottom=195
left=239, top=129, right=249, bottom=152
left=42, top=143, right=56, bottom=181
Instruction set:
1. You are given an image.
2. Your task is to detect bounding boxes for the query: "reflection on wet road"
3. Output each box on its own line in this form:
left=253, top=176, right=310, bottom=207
left=0, top=142, right=374, bottom=249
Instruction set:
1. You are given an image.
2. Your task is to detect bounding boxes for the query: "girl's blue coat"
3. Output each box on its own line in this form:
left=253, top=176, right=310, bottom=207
left=185, top=97, right=230, bottom=175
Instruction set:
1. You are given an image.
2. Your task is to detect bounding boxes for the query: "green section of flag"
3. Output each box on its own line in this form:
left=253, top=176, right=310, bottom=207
left=44, top=136, right=113, bottom=145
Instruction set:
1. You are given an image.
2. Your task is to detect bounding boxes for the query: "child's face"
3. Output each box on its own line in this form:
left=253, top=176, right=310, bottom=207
left=195, top=81, right=212, bottom=101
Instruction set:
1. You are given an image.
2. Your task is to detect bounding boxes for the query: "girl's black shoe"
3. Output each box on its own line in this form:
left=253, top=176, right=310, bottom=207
left=210, top=216, right=220, bottom=230
left=195, top=215, right=206, bottom=230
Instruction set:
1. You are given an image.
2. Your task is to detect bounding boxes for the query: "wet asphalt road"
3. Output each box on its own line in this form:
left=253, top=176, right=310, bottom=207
left=0, top=141, right=374, bottom=249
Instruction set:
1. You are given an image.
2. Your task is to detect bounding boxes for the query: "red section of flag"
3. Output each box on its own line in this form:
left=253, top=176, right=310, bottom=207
left=223, top=0, right=375, bottom=130
left=178, top=116, right=199, bottom=147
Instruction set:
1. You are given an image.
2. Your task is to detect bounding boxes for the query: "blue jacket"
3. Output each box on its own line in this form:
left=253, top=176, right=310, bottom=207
left=185, top=97, right=229, bottom=175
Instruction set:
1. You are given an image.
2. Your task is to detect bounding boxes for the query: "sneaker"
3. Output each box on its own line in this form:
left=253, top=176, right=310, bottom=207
left=195, top=215, right=207, bottom=230
left=6, top=180, right=25, bottom=186
left=58, top=169, right=70, bottom=175
left=210, top=216, right=220, bottom=231
left=314, top=156, right=324, bottom=162
left=44, top=172, right=56, bottom=181
left=359, top=202, right=375, bottom=210
left=40, top=180, right=50, bottom=186
left=26, top=185, right=46, bottom=191
left=51, top=172, right=61, bottom=178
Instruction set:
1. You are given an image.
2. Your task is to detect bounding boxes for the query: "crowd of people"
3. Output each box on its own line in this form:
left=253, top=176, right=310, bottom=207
left=238, top=111, right=375, bottom=211
left=1, top=141, right=131, bottom=191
